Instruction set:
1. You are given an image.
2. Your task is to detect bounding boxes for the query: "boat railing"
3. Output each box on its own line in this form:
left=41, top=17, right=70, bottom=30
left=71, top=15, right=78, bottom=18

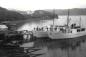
left=33, top=26, right=61, bottom=32
left=33, top=25, right=86, bottom=33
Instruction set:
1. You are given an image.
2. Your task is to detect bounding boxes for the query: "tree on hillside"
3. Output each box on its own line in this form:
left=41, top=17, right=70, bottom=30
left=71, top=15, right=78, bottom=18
left=32, top=10, right=58, bottom=19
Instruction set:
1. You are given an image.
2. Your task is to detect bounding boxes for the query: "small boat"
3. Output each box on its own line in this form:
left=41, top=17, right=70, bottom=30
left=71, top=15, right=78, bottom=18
left=32, top=26, right=49, bottom=38
left=32, top=9, right=58, bottom=38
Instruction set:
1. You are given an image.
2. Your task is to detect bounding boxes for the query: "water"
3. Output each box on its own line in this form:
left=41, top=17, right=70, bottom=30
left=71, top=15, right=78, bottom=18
left=21, top=38, right=86, bottom=57
left=17, top=15, right=86, bottom=31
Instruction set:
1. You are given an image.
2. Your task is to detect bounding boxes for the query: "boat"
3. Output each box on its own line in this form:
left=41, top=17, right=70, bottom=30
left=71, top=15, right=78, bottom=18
left=32, top=9, right=58, bottom=38
left=48, top=26, right=86, bottom=39
left=48, top=9, right=86, bottom=39
left=32, top=26, right=49, bottom=38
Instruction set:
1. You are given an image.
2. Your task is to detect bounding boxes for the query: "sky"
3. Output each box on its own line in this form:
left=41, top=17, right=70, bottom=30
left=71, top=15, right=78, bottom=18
left=0, top=0, right=86, bottom=11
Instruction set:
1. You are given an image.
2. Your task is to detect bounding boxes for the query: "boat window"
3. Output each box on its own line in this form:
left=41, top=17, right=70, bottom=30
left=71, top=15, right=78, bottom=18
left=77, top=29, right=81, bottom=32
left=81, top=28, right=85, bottom=31
left=77, top=28, right=85, bottom=32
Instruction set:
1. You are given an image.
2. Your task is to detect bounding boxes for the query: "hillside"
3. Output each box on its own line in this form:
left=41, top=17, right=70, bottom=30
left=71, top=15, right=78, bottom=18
left=0, top=7, right=86, bottom=22
left=45, top=8, right=86, bottom=15
left=32, top=10, right=58, bottom=19
left=0, top=7, right=27, bottom=22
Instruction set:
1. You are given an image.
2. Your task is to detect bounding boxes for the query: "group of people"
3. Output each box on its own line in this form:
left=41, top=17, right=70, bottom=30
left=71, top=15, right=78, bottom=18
left=34, top=26, right=49, bottom=31
left=33, top=26, right=63, bottom=32
left=33, top=23, right=82, bottom=33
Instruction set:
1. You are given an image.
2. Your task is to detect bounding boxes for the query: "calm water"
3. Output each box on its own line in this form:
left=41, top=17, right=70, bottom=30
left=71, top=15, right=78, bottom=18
left=21, top=38, right=86, bottom=57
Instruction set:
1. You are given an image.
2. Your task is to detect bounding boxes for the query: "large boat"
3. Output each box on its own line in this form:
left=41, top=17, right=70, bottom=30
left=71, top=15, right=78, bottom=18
left=48, top=9, right=86, bottom=39
left=48, top=25, right=86, bottom=39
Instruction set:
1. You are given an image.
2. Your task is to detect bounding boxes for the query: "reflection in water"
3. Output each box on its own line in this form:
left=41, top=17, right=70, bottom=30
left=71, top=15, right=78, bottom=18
left=29, top=38, right=86, bottom=57
left=34, top=39, right=76, bottom=49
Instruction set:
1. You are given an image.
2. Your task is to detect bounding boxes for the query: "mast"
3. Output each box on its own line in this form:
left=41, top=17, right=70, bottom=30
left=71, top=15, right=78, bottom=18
left=79, top=16, right=81, bottom=27
left=67, top=9, right=70, bottom=28
left=53, top=9, right=55, bottom=26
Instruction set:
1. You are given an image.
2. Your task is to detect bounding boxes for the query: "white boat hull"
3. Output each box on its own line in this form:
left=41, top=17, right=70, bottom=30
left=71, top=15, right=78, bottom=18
left=32, top=31, right=48, bottom=38
left=48, top=31, right=86, bottom=39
